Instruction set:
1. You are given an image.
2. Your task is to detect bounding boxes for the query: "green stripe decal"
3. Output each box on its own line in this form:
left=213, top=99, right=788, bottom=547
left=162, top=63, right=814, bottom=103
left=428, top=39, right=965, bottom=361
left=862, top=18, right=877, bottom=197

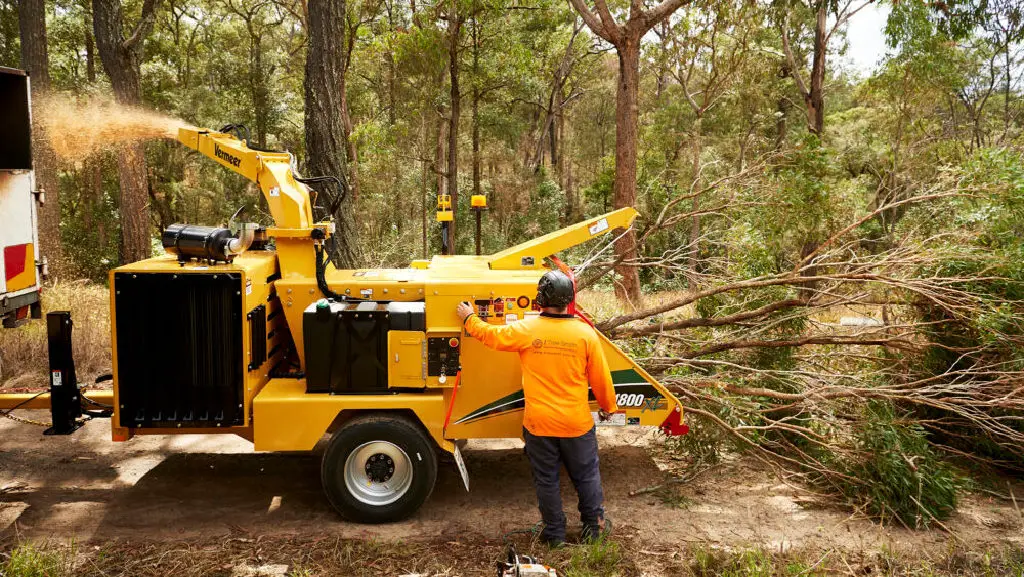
left=612, top=369, right=645, bottom=384
left=452, top=390, right=525, bottom=425
left=452, top=369, right=657, bottom=427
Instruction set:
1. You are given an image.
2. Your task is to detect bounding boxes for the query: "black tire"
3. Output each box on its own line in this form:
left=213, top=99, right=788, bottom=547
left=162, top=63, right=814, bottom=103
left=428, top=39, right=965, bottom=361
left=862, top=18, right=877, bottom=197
left=321, top=413, right=438, bottom=523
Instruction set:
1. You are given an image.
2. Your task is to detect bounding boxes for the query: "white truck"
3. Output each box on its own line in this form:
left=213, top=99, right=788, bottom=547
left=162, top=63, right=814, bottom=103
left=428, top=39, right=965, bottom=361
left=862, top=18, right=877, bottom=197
left=0, top=67, right=44, bottom=328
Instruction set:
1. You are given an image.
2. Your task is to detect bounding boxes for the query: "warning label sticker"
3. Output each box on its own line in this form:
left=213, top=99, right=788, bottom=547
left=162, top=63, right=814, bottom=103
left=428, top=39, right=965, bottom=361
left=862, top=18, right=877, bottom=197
left=592, top=411, right=626, bottom=426
left=588, top=218, right=609, bottom=236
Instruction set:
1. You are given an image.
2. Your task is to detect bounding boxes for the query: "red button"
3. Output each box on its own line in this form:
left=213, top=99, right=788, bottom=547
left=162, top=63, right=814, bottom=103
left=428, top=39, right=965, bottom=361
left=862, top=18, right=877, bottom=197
left=449, top=338, right=459, bottom=348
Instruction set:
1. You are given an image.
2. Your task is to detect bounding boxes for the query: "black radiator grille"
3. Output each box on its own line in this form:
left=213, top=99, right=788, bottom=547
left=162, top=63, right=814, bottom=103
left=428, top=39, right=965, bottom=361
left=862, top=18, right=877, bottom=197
left=114, top=272, right=244, bottom=428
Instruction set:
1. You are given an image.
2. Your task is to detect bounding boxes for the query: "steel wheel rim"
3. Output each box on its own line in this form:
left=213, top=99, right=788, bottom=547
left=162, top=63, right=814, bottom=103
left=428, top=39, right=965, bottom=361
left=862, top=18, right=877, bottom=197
left=343, top=441, right=414, bottom=506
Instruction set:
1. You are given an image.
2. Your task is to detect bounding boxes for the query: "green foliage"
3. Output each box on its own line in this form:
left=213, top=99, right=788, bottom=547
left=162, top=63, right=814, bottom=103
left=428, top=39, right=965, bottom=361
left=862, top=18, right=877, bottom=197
left=835, top=401, right=963, bottom=528
left=58, top=155, right=121, bottom=282
left=0, top=0, right=18, bottom=67
left=907, top=150, right=1024, bottom=468
left=581, top=159, right=615, bottom=215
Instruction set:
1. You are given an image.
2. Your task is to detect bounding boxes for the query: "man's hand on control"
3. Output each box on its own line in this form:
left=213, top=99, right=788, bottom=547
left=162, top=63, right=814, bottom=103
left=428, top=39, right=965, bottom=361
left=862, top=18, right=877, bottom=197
left=598, top=409, right=612, bottom=422
left=456, top=301, right=474, bottom=322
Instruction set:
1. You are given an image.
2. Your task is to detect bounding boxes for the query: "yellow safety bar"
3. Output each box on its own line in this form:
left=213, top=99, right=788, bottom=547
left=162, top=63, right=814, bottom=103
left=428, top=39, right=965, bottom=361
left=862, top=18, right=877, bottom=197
left=487, top=207, right=637, bottom=270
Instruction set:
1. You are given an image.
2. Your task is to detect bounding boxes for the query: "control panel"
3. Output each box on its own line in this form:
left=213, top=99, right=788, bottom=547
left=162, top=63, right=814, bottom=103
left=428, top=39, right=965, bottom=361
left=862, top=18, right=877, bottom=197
left=427, top=336, right=461, bottom=379
left=471, top=295, right=539, bottom=325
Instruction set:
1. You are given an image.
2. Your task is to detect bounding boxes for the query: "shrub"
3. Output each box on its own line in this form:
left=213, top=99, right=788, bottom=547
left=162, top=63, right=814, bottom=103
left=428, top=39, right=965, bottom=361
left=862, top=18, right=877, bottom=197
left=836, top=400, right=963, bottom=528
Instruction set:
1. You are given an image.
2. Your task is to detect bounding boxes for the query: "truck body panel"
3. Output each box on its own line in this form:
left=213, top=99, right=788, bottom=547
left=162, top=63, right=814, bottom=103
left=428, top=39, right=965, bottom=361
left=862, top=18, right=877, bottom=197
left=0, top=67, right=42, bottom=327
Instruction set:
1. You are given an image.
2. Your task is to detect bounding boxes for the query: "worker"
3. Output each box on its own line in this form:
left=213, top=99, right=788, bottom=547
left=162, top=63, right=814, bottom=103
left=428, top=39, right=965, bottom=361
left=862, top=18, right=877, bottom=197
left=456, top=270, right=618, bottom=547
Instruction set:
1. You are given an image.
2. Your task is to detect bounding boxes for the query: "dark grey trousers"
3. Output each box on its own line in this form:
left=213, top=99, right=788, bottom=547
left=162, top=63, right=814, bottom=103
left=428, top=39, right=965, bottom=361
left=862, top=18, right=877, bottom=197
left=522, top=426, right=605, bottom=542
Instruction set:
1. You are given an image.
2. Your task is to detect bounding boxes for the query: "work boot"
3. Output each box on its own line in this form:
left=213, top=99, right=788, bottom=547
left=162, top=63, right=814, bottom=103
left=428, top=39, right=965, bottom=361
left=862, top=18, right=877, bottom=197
left=539, top=525, right=566, bottom=548
left=580, top=516, right=612, bottom=543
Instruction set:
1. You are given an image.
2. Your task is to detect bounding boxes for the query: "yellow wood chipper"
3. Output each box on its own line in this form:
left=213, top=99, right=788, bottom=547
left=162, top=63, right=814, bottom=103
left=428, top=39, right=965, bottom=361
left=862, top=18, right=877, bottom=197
left=0, top=88, right=688, bottom=522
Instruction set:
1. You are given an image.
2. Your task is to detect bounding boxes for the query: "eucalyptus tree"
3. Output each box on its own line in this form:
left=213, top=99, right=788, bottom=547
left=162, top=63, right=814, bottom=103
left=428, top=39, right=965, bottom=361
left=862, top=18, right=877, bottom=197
left=566, top=0, right=696, bottom=303
left=92, top=0, right=162, bottom=262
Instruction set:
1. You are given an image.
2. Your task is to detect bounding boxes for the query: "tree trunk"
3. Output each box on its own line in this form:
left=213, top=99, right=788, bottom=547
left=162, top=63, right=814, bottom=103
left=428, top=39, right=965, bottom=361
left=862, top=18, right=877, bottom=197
left=19, top=0, right=49, bottom=88
left=249, top=30, right=268, bottom=148
left=612, top=40, right=642, bottom=303
left=421, top=113, right=429, bottom=258
left=446, top=3, right=462, bottom=253
left=385, top=2, right=397, bottom=127
left=556, top=94, right=566, bottom=224
left=116, top=143, right=151, bottom=263
left=549, top=93, right=559, bottom=170
left=84, top=4, right=96, bottom=82
left=471, top=14, right=481, bottom=199
left=93, top=0, right=158, bottom=264
left=339, top=72, right=359, bottom=202
left=305, top=0, right=361, bottom=267
left=1004, top=41, right=1011, bottom=138
left=472, top=93, right=481, bottom=197
left=808, top=1, right=826, bottom=136
left=20, top=0, right=66, bottom=277
left=93, top=0, right=146, bottom=102
left=565, top=156, right=576, bottom=223
left=434, top=111, right=447, bottom=252
left=688, top=115, right=701, bottom=290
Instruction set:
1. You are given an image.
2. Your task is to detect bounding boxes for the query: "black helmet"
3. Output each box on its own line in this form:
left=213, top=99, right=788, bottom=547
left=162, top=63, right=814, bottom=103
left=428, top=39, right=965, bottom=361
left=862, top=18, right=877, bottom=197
left=536, top=270, right=574, bottom=308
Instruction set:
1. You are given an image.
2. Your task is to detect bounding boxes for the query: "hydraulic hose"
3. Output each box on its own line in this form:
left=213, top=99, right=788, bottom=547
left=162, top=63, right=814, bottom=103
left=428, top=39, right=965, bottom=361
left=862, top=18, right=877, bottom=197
left=296, top=175, right=348, bottom=217
left=313, top=242, right=349, bottom=301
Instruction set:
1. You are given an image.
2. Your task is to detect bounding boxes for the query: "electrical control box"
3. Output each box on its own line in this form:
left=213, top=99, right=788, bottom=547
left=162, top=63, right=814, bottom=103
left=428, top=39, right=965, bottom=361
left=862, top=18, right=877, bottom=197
left=426, top=336, right=461, bottom=379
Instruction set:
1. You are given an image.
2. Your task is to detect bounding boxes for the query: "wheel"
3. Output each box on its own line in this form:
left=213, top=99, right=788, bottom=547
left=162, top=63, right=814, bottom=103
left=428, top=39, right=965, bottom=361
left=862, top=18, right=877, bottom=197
left=321, top=413, right=438, bottom=523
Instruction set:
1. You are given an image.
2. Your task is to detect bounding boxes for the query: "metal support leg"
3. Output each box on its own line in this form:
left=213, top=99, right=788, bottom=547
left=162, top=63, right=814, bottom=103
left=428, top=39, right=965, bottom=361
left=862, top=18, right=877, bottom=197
left=441, top=221, right=451, bottom=256
left=475, top=211, right=482, bottom=256
left=43, top=311, right=82, bottom=435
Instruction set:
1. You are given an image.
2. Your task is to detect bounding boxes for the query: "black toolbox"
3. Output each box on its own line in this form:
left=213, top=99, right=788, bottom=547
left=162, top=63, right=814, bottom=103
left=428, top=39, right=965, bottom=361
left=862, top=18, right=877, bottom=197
left=303, top=300, right=425, bottom=393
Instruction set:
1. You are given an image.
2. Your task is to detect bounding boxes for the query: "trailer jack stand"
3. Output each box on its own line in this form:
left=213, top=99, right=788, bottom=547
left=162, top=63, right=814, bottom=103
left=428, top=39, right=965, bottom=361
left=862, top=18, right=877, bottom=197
left=43, top=311, right=83, bottom=436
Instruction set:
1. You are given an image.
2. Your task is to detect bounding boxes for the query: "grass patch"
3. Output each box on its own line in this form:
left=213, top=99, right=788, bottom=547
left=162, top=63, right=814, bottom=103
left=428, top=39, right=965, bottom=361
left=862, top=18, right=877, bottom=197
left=690, top=547, right=778, bottom=577
left=0, top=542, right=77, bottom=577
left=2, top=537, right=1023, bottom=576
left=562, top=537, right=624, bottom=577
left=0, top=281, right=110, bottom=389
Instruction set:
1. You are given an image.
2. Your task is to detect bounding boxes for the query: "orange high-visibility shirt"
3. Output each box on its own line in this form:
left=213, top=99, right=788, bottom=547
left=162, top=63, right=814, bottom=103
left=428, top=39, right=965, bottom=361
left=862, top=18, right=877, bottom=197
left=463, top=312, right=618, bottom=437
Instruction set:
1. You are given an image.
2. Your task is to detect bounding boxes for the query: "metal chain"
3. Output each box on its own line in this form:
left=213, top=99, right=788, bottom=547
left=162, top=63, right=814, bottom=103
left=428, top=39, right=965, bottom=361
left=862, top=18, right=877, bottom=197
left=0, top=390, right=52, bottom=427
left=1, top=411, right=51, bottom=427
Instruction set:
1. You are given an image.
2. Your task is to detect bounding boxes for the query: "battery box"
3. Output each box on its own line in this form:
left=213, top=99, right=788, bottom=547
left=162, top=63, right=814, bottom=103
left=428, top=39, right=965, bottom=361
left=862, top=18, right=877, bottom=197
left=303, top=300, right=426, bottom=394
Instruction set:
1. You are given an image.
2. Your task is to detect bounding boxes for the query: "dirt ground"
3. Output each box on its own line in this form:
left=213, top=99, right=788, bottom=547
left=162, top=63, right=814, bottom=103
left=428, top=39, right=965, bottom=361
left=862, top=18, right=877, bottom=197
left=2, top=414, right=1022, bottom=561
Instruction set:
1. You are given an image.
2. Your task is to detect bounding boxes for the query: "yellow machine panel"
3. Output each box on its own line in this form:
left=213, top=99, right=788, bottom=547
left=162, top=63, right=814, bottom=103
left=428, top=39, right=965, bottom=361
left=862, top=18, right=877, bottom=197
left=387, top=330, right=426, bottom=388
left=252, top=378, right=451, bottom=452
